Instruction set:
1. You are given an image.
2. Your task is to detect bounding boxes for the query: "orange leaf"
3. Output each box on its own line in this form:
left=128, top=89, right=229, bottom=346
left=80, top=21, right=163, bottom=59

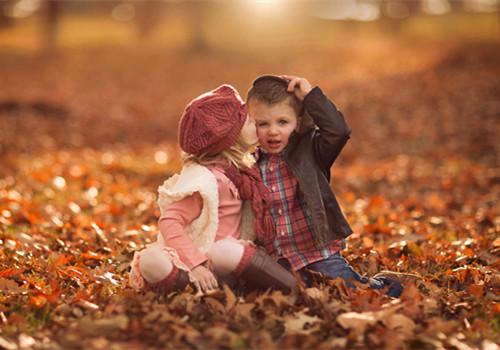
left=463, top=248, right=475, bottom=258
left=72, top=290, right=92, bottom=303
left=344, top=191, right=356, bottom=204
left=363, top=237, right=374, bottom=249
left=81, top=251, right=106, bottom=260
left=55, top=254, right=73, bottom=266
left=369, top=195, right=385, bottom=208
left=491, top=303, right=500, bottom=315
left=30, top=294, right=47, bottom=308
left=467, top=284, right=484, bottom=298
left=0, top=267, right=24, bottom=278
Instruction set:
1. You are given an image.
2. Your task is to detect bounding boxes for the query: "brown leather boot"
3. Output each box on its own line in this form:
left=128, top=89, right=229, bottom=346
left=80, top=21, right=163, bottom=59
left=238, top=247, right=297, bottom=293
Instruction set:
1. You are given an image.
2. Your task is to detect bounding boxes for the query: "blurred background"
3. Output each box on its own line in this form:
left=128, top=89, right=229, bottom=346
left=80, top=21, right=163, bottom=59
left=0, top=0, right=498, bottom=176
left=0, top=4, right=498, bottom=346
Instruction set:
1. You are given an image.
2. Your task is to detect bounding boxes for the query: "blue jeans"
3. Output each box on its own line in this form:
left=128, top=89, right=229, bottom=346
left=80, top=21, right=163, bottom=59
left=279, top=252, right=403, bottom=298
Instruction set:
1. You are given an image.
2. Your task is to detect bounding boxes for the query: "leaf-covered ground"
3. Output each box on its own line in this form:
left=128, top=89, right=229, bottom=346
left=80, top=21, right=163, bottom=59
left=0, top=36, right=499, bottom=349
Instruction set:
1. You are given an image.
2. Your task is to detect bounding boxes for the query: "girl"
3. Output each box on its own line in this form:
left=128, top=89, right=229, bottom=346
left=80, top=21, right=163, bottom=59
left=129, top=84, right=296, bottom=294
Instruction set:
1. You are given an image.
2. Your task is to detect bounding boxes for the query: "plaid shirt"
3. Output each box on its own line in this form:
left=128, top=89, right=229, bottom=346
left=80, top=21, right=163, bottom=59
left=257, top=151, right=343, bottom=271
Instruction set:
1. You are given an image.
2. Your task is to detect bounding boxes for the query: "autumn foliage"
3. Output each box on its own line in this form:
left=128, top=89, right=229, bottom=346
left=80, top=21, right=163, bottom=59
left=0, top=32, right=499, bottom=349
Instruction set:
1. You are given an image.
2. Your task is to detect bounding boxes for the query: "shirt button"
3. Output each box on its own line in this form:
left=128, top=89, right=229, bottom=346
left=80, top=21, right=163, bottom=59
left=278, top=209, right=283, bottom=215
left=280, top=231, right=286, bottom=236
left=269, top=166, right=274, bottom=171
left=271, top=186, right=276, bottom=192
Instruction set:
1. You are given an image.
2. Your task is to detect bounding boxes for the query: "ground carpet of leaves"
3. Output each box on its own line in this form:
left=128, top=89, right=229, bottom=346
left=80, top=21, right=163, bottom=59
left=0, top=38, right=499, bottom=349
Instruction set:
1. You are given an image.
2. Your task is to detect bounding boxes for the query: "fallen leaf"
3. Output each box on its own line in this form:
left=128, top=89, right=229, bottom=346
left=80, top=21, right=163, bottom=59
left=79, top=315, right=129, bottom=335
left=337, top=311, right=377, bottom=335
left=284, top=310, right=321, bottom=335
left=382, top=314, right=416, bottom=336
left=223, top=284, right=237, bottom=311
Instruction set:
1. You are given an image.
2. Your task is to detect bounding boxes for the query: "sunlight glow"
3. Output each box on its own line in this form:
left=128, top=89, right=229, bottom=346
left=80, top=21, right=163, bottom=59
left=312, top=0, right=380, bottom=21
left=245, top=0, right=284, bottom=14
left=422, top=0, right=451, bottom=15
left=111, top=3, right=136, bottom=22
left=52, top=176, right=66, bottom=189
left=9, top=0, right=41, bottom=19
left=154, top=150, right=169, bottom=164
left=465, top=0, right=499, bottom=12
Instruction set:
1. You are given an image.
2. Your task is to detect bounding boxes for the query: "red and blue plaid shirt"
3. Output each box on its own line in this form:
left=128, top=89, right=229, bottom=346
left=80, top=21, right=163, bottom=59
left=256, top=151, right=343, bottom=271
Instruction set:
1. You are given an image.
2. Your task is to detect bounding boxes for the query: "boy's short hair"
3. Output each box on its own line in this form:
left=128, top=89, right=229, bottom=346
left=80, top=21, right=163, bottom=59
left=247, top=75, right=302, bottom=116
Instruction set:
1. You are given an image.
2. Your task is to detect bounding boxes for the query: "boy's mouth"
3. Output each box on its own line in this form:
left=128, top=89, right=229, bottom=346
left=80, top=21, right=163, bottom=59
left=266, top=139, right=282, bottom=150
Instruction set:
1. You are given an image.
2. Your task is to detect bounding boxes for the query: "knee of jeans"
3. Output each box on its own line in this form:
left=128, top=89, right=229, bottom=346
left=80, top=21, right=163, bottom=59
left=208, top=239, right=245, bottom=276
left=311, top=255, right=364, bottom=283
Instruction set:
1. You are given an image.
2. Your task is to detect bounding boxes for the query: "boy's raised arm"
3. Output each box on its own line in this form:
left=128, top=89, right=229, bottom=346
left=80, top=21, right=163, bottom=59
left=302, top=84, right=352, bottom=168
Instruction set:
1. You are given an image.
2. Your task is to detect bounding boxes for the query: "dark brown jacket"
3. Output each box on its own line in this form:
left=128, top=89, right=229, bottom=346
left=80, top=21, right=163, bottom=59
left=283, top=86, right=353, bottom=247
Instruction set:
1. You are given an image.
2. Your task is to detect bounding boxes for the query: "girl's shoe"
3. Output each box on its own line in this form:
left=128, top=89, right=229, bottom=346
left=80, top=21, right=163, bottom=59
left=238, top=247, right=297, bottom=293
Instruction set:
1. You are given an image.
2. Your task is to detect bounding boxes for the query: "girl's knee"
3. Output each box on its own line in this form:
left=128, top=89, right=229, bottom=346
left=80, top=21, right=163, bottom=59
left=208, top=239, right=245, bottom=276
left=138, top=247, right=174, bottom=283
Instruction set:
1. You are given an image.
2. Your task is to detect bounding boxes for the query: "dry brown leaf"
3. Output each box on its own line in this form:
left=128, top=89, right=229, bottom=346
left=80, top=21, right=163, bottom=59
left=223, top=284, right=237, bottom=311
left=337, top=311, right=377, bottom=335
left=0, top=278, right=23, bottom=293
left=382, top=314, right=416, bottom=336
left=78, top=315, right=129, bottom=336
left=284, top=310, right=322, bottom=335
left=204, top=297, right=226, bottom=316
left=0, top=336, right=17, bottom=350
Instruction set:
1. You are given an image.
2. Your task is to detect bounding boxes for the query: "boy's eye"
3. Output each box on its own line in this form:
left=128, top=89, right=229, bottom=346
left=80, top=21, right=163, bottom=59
left=257, top=122, right=268, bottom=127
left=278, top=120, right=289, bottom=125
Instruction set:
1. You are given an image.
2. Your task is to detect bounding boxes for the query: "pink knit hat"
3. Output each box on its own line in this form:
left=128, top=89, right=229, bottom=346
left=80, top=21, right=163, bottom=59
left=179, top=84, right=247, bottom=156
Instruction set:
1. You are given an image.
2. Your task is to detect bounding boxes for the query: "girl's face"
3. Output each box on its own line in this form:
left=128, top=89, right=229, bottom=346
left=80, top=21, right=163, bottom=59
left=240, top=114, right=258, bottom=146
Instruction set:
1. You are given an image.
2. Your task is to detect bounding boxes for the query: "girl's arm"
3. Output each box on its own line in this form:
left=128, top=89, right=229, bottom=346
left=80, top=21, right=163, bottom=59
left=158, top=192, right=208, bottom=269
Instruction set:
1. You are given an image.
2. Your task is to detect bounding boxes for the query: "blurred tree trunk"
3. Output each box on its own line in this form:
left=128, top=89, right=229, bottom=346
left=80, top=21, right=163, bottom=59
left=185, top=1, right=209, bottom=52
left=43, top=0, right=60, bottom=51
left=136, top=1, right=164, bottom=39
left=448, top=0, right=465, bottom=12
left=379, top=0, right=422, bottom=33
left=0, top=0, right=15, bottom=28
left=498, top=2, right=500, bottom=40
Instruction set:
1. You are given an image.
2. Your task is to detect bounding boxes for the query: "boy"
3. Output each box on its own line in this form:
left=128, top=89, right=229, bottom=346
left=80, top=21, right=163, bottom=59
left=247, top=75, right=407, bottom=297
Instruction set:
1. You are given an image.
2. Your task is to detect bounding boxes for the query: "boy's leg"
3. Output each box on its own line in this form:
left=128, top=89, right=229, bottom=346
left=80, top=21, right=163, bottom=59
left=208, top=238, right=297, bottom=293
left=305, top=252, right=403, bottom=297
left=305, top=252, right=369, bottom=288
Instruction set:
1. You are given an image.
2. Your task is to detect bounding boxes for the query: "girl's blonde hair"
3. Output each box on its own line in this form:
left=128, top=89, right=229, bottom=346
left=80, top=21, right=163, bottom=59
left=182, top=134, right=256, bottom=169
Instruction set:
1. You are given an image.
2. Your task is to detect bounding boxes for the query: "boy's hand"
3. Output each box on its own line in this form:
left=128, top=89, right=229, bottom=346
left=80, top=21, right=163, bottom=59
left=191, top=263, right=218, bottom=293
left=281, top=75, right=312, bottom=101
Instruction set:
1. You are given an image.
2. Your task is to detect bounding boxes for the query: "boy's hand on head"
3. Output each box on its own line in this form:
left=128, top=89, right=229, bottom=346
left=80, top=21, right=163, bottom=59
left=281, top=75, right=312, bottom=101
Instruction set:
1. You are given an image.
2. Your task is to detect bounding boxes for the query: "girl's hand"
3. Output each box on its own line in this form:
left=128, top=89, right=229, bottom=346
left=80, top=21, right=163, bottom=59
left=281, top=75, right=312, bottom=101
left=191, top=264, right=218, bottom=293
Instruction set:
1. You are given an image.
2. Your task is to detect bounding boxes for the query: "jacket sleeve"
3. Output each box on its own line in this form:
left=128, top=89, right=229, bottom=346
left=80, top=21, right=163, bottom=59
left=158, top=192, right=207, bottom=269
left=302, top=86, right=351, bottom=168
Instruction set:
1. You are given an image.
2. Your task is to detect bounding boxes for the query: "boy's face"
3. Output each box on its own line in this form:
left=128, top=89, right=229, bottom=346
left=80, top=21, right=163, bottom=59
left=248, top=100, right=299, bottom=154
